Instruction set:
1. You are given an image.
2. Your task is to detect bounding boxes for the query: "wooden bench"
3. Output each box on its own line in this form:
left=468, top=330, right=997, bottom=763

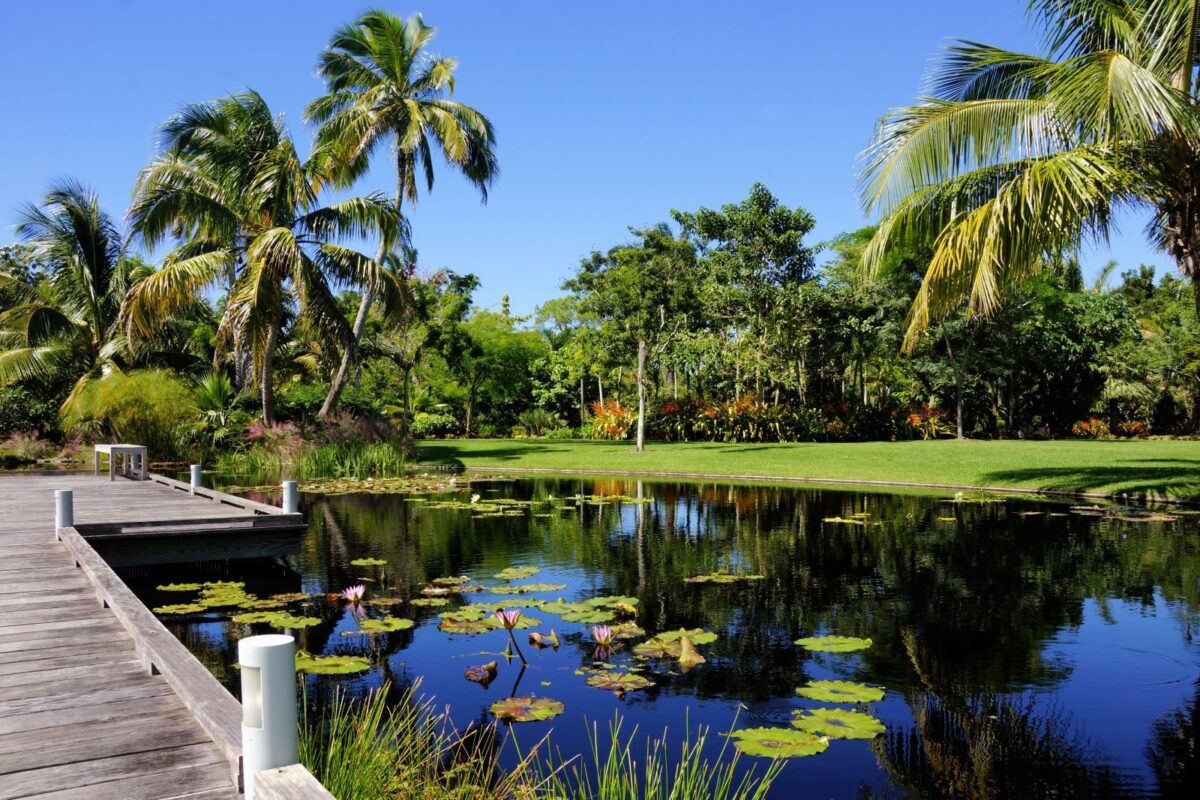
left=93, top=443, right=149, bottom=481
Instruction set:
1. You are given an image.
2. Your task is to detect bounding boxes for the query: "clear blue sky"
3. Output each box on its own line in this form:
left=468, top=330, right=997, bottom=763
left=0, top=0, right=1165, bottom=315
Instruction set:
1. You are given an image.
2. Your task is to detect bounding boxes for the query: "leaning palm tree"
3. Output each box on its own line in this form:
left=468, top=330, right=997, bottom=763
left=305, top=10, right=497, bottom=417
left=123, top=90, right=405, bottom=424
left=859, top=0, right=1200, bottom=349
left=0, top=180, right=144, bottom=410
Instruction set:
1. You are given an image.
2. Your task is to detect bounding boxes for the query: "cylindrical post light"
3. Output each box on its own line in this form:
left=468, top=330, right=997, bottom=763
left=238, top=634, right=298, bottom=800
left=281, top=481, right=298, bottom=514
left=190, top=464, right=202, bottom=494
left=54, top=489, right=73, bottom=534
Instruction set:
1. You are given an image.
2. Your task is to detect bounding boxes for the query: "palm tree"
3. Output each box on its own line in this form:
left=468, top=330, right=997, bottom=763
left=123, top=90, right=406, bottom=424
left=0, top=180, right=144, bottom=409
left=859, top=0, right=1200, bottom=349
left=305, top=9, right=497, bottom=417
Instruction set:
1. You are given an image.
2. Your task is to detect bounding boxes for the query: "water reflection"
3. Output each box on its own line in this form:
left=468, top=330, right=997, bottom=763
left=121, top=477, right=1200, bottom=799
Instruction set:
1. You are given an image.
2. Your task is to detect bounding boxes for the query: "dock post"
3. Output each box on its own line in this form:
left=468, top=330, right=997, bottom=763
left=190, top=464, right=202, bottom=494
left=282, top=481, right=298, bottom=514
left=239, top=634, right=298, bottom=800
left=54, top=489, right=73, bottom=536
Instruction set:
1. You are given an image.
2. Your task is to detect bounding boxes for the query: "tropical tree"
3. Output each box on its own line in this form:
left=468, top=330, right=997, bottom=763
left=0, top=181, right=144, bottom=409
left=123, top=90, right=405, bottom=424
left=307, top=9, right=497, bottom=417
left=859, top=0, right=1200, bottom=349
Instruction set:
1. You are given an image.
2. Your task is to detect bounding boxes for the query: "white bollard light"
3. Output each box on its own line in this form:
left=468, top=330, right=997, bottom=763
left=239, top=634, right=298, bottom=800
left=54, top=489, right=73, bottom=534
left=281, top=480, right=298, bottom=514
left=190, top=464, right=202, bottom=494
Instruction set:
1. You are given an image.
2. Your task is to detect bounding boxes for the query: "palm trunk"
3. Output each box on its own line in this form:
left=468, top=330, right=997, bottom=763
left=597, top=374, right=604, bottom=406
left=261, top=324, right=277, bottom=425
left=320, top=156, right=407, bottom=418
left=579, top=375, right=585, bottom=426
left=636, top=338, right=647, bottom=452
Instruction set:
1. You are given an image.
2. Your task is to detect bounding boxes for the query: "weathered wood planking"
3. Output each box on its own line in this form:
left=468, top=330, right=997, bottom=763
left=254, top=765, right=336, bottom=800
left=0, top=471, right=305, bottom=799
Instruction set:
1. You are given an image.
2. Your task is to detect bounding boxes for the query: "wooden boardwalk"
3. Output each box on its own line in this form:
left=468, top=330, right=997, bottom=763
left=0, top=472, right=295, bottom=800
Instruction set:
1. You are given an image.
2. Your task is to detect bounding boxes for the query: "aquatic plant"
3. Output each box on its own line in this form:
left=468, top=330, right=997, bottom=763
left=157, top=583, right=201, bottom=592
left=684, top=569, right=766, bottom=585
left=592, top=624, right=615, bottom=647
left=154, top=603, right=206, bottom=615
left=489, top=696, right=565, bottom=723
left=340, top=584, right=367, bottom=603
left=295, top=652, right=371, bottom=675
left=464, top=661, right=498, bottom=687
left=728, top=727, right=829, bottom=758
left=350, top=557, right=387, bottom=567
left=494, top=608, right=528, bottom=665
left=794, top=634, right=872, bottom=653
left=585, top=671, right=653, bottom=695
left=494, top=565, right=540, bottom=581
left=795, top=680, right=885, bottom=703
left=792, top=708, right=885, bottom=739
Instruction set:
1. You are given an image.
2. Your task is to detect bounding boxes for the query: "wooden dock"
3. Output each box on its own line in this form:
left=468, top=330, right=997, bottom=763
left=0, top=472, right=307, bottom=800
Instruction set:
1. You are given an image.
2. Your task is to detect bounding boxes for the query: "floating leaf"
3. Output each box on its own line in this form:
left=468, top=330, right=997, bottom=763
left=238, top=598, right=287, bottom=610
left=610, top=622, right=645, bottom=640
left=410, top=598, right=449, bottom=607
left=633, top=629, right=716, bottom=659
left=465, top=661, right=498, bottom=686
left=157, top=583, right=201, bottom=592
left=421, top=586, right=454, bottom=597
left=232, top=611, right=281, bottom=624
left=529, top=630, right=560, bottom=648
left=684, top=570, right=765, bottom=585
left=494, top=566, right=541, bottom=581
left=822, top=517, right=865, bottom=525
left=295, top=652, right=370, bottom=675
left=364, top=597, right=403, bottom=607
left=350, top=557, right=388, bottom=567
left=154, top=603, right=206, bottom=615
left=678, top=634, right=706, bottom=673
left=439, top=618, right=492, bottom=634
left=271, top=593, right=310, bottom=603
left=489, top=696, right=565, bottom=723
left=586, top=671, right=654, bottom=694
left=795, top=680, right=885, bottom=703
left=356, top=617, right=414, bottom=633
left=431, top=575, right=473, bottom=586
left=268, top=614, right=321, bottom=630
left=794, top=635, right=872, bottom=653
left=488, top=582, right=567, bottom=595
left=792, top=708, right=885, bottom=739
left=440, top=607, right=488, bottom=622
left=728, top=727, right=829, bottom=758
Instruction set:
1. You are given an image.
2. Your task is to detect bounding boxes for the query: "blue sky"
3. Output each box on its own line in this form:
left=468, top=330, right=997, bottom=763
left=0, top=1, right=1166, bottom=315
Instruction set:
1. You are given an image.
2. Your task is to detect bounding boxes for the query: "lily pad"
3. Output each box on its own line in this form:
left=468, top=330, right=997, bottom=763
left=633, top=629, right=717, bottom=659
left=794, top=635, right=872, bottom=653
left=295, top=652, right=371, bottom=675
left=356, top=617, right=414, bottom=633
left=792, top=708, right=885, bottom=739
left=439, top=618, right=493, bottom=634
left=238, top=598, right=287, bottom=610
left=487, top=582, right=567, bottom=595
left=268, top=614, right=321, bottom=630
left=795, top=680, right=885, bottom=703
left=822, top=516, right=865, bottom=525
left=270, top=593, right=310, bottom=603
left=489, top=696, right=565, bottom=723
left=586, top=671, right=654, bottom=694
left=154, top=603, right=206, bottom=615
left=410, top=598, right=449, bottom=607
left=364, top=597, right=403, bottom=607
left=157, top=583, right=201, bottom=592
left=684, top=570, right=765, bottom=585
left=431, top=575, right=473, bottom=586
left=440, top=607, right=488, bottom=622
left=465, top=661, right=498, bottom=686
left=728, top=727, right=829, bottom=758
left=350, top=557, right=388, bottom=567
left=494, top=566, right=541, bottom=581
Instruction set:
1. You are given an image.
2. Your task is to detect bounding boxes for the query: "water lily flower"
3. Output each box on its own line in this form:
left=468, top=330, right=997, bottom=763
left=340, top=584, right=366, bottom=603
left=494, top=608, right=522, bottom=630
left=470, top=493, right=481, bottom=504
left=592, top=624, right=614, bottom=646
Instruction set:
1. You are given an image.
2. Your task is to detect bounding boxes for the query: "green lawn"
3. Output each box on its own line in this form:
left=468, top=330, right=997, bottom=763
left=415, top=438, right=1200, bottom=502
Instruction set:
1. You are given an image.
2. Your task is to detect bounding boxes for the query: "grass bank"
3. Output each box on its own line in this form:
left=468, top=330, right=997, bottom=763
left=416, top=438, right=1200, bottom=502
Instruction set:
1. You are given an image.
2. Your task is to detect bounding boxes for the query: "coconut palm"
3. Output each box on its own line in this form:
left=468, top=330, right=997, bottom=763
left=859, top=0, right=1200, bottom=350
left=305, top=9, right=497, bottom=417
left=0, top=180, right=145, bottom=409
left=123, top=90, right=406, bottom=423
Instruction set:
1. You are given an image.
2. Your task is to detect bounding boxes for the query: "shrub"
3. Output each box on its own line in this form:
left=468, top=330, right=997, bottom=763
left=0, top=387, right=59, bottom=438
left=517, top=408, right=564, bottom=437
left=546, top=426, right=581, bottom=439
left=410, top=412, right=458, bottom=439
left=589, top=400, right=636, bottom=440
left=1117, top=419, right=1151, bottom=438
left=0, top=431, right=56, bottom=462
left=1072, top=417, right=1112, bottom=439
left=62, top=370, right=195, bottom=460
left=904, top=406, right=950, bottom=440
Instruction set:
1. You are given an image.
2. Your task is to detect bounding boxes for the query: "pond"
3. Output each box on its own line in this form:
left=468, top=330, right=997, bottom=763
left=113, top=474, right=1200, bottom=799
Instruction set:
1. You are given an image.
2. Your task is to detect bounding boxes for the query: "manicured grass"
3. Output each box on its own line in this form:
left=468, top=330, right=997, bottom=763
left=415, top=438, right=1200, bottom=501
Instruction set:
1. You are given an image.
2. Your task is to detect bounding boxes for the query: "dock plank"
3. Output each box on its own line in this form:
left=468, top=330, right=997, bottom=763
left=0, top=472, right=283, bottom=798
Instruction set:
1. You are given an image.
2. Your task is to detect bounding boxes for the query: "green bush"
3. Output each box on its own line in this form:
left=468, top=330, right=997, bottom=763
left=546, top=426, right=581, bottom=439
left=517, top=407, right=564, bottom=437
left=410, top=412, right=458, bottom=439
left=62, top=370, right=195, bottom=460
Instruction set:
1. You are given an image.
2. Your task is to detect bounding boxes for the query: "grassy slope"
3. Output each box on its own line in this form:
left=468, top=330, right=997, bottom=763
left=415, top=438, right=1200, bottom=501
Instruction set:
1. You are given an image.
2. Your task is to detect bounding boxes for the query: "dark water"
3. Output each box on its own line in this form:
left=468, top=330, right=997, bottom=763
left=115, top=476, right=1200, bottom=799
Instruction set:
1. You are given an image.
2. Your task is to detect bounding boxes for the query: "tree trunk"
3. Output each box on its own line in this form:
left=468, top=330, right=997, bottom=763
left=399, top=365, right=412, bottom=439
left=579, top=375, right=585, bottom=426
left=597, top=374, right=604, bottom=406
left=636, top=339, right=647, bottom=452
left=260, top=324, right=277, bottom=425
left=942, top=327, right=965, bottom=440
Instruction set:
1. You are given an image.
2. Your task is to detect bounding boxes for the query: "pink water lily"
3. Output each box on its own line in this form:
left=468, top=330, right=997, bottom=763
left=340, top=584, right=366, bottom=604
left=591, top=624, right=614, bottom=646
left=494, top=608, right=522, bottom=630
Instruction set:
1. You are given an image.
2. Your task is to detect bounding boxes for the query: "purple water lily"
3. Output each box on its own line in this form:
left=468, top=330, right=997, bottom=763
left=495, top=608, right=528, bottom=666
